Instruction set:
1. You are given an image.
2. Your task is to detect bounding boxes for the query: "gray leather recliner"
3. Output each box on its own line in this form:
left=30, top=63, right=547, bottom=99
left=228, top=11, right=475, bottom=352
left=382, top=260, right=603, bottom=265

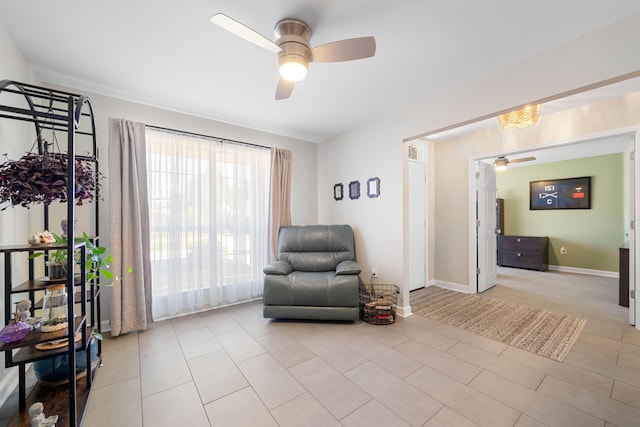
left=263, top=225, right=361, bottom=320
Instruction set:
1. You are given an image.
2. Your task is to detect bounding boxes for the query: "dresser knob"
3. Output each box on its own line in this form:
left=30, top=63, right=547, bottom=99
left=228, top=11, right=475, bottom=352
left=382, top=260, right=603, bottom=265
left=517, top=238, right=522, bottom=242
left=517, top=253, right=522, bottom=257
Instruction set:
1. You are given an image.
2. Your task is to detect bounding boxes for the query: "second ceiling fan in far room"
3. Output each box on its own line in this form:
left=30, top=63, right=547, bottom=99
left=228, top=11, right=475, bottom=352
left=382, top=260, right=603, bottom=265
left=210, top=13, right=376, bottom=100
left=494, top=155, right=536, bottom=170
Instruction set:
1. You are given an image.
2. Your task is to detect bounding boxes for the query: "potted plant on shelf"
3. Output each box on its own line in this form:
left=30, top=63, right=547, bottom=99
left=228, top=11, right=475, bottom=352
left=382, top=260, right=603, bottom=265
left=44, top=246, right=69, bottom=281
left=0, top=150, right=100, bottom=211
left=30, top=232, right=132, bottom=285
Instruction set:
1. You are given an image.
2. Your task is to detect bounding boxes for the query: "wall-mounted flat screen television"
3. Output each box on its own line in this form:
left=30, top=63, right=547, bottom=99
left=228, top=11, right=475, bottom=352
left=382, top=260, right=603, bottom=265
left=529, top=176, right=591, bottom=210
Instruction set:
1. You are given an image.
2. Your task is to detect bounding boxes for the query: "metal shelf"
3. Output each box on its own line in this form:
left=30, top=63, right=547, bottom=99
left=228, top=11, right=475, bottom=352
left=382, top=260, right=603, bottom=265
left=0, top=80, right=100, bottom=427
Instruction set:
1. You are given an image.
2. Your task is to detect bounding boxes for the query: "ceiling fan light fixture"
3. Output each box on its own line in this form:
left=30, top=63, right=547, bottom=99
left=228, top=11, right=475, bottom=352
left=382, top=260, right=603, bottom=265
left=279, top=56, right=308, bottom=82
left=211, top=14, right=376, bottom=99
left=494, top=157, right=508, bottom=170
left=498, top=104, right=541, bottom=130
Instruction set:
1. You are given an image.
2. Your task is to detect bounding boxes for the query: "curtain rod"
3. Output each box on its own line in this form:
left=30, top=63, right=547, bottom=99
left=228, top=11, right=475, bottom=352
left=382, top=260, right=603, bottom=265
left=145, top=124, right=270, bottom=151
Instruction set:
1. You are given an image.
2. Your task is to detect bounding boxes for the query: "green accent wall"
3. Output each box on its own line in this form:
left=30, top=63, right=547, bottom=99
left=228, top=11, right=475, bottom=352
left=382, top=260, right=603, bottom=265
left=496, top=153, right=626, bottom=272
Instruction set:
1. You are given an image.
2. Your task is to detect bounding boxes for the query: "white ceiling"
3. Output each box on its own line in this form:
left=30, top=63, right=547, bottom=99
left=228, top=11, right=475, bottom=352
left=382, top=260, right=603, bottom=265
left=1, top=1, right=640, bottom=143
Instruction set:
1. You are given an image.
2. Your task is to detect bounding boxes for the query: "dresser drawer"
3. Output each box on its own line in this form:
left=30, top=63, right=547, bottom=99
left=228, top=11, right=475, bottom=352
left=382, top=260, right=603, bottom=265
left=500, top=251, right=539, bottom=270
left=499, top=236, right=542, bottom=252
left=498, top=235, right=548, bottom=271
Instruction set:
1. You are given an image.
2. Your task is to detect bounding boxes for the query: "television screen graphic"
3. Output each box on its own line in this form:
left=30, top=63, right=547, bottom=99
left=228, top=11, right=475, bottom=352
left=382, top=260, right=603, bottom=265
left=530, top=177, right=591, bottom=210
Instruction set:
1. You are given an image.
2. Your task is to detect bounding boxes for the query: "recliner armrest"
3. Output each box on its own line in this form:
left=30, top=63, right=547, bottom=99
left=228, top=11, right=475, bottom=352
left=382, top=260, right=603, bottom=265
left=263, top=261, right=293, bottom=275
left=336, top=260, right=362, bottom=275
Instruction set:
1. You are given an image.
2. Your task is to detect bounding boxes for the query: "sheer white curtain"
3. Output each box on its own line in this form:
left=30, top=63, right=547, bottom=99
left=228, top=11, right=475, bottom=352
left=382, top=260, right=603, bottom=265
left=145, top=129, right=270, bottom=320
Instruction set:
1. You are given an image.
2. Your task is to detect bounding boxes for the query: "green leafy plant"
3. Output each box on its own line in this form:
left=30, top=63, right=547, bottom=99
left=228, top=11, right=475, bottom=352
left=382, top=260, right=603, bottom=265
left=30, top=232, right=131, bottom=285
left=81, top=232, right=132, bottom=283
left=46, top=245, right=68, bottom=265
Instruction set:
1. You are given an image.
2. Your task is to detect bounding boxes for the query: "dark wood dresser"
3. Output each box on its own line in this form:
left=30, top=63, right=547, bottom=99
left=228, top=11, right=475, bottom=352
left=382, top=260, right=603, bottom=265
left=498, top=235, right=549, bottom=271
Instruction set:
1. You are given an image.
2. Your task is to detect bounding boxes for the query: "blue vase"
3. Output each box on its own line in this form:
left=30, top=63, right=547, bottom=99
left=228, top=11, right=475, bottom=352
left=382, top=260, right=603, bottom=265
left=33, top=339, right=98, bottom=386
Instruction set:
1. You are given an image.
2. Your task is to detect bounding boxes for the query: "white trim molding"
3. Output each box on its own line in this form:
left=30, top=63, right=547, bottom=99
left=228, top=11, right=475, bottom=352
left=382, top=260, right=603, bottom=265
left=547, top=265, right=618, bottom=279
left=430, top=279, right=470, bottom=293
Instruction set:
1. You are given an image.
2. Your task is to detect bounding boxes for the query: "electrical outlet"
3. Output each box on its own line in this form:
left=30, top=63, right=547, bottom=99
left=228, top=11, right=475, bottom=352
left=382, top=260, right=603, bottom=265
left=560, top=246, right=568, bottom=255
left=371, top=268, right=378, bottom=278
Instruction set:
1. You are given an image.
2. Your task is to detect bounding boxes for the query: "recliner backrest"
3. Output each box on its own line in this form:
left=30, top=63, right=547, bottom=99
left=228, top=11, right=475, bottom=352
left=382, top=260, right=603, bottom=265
left=277, top=225, right=356, bottom=271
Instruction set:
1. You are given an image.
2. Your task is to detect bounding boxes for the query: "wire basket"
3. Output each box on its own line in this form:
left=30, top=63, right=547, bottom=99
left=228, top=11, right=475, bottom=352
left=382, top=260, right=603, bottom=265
left=359, top=283, right=399, bottom=325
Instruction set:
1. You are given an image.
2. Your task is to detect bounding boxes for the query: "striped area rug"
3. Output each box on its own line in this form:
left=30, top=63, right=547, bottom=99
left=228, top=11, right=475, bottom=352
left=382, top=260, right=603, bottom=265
left=411, top=286, right=587, bottom=361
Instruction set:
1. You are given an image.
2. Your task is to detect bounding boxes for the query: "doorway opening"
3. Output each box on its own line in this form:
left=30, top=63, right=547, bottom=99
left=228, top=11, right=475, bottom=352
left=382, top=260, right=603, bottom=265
left=470, top=129, right=638, bottom=328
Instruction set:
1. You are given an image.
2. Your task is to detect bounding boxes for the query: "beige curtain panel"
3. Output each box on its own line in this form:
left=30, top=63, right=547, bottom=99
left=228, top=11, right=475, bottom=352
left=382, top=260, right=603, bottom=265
left=108, top=118, right=153, bottom=336
left=268, top=148, right=292, bottom=261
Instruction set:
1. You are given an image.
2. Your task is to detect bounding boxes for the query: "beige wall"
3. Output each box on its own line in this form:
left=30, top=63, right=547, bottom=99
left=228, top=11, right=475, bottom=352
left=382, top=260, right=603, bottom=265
left=318, top=116, right=406, bottom=300
left=0, top=22, right=37, bottom=246
left=319, top=14, right=640, bottom=306
left=497, top=153, right=625, bottom=272
left=0, top=18, right=37, bottom=405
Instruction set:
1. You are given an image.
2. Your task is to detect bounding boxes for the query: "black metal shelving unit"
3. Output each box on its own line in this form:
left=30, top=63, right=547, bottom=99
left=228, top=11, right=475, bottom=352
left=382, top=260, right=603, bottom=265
left=0, top=80, right=100, bottom=427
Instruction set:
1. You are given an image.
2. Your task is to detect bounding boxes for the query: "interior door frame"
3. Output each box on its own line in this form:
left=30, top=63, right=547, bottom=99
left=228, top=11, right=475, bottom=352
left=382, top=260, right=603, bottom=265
left=468, top=126, right=639, bottom=329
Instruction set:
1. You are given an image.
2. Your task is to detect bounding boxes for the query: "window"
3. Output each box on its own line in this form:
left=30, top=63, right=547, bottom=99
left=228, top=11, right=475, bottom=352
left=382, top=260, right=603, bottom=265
left=145, top=128, right=270, bottom=320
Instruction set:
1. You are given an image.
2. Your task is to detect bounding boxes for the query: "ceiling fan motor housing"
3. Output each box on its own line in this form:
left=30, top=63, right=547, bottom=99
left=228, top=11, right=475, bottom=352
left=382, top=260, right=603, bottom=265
left=274, top=19, right=311, bottom=80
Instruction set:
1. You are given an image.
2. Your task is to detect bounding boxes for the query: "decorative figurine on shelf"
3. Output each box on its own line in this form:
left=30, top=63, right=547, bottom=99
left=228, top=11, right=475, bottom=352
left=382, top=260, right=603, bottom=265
left=28, top=230, right=56, bottom=245
left=15, top=299, right=31, bottom=322
left=28, top=402, right=58, bottom=427
left=15, top=299, right=41, bottom=331
left=0, top=312, right=30, bottom=344
left=60, top=218, right=78, bottom=239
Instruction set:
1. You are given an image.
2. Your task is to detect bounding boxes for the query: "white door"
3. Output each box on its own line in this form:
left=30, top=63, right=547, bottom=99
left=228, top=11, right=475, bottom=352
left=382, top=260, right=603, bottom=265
left=409, top=159, right=427, bottom=291
left=477, top=161, right=497, bottom=292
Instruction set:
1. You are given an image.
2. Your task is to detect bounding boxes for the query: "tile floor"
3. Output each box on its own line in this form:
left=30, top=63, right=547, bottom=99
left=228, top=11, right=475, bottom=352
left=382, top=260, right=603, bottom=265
left=5, top=267, right=640, bottom=426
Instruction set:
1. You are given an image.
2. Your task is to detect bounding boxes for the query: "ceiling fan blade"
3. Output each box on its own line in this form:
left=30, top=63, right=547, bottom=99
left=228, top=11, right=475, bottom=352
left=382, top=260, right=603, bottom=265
left=509, top=156, right=537, bottom=164
left=275, top=79, right=294, bottom=100
left=210, top=13, right=282, bottom=54
left=311, top=36, right=376, bottom=62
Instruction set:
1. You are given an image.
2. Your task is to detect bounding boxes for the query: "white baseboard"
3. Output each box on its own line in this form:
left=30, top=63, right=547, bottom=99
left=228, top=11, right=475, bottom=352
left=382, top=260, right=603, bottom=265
left=397, top=305, right=411, bottom=318
left=428, top=279, right=470, bottom=293
left=548, top=265, right=618, bottom=278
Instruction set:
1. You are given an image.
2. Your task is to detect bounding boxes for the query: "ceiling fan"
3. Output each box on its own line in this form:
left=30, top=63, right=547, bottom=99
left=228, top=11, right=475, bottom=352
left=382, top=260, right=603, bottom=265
left=494, top=155, right=536, bottom=170
left=210, top=14, right=376, bottom=100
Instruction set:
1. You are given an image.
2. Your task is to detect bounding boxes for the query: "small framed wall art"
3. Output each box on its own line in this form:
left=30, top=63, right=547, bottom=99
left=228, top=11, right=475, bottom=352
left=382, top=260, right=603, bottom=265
left=367, top=177, right=380, bottom=198
left=349, top=180, right=360, bottom=200
left=333, top=183, right=343, bottom=201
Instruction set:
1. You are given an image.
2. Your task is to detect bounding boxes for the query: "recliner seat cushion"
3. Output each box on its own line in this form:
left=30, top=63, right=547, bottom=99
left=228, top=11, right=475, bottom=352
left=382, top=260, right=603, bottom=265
left=264, top=271, right=359, bottom=307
